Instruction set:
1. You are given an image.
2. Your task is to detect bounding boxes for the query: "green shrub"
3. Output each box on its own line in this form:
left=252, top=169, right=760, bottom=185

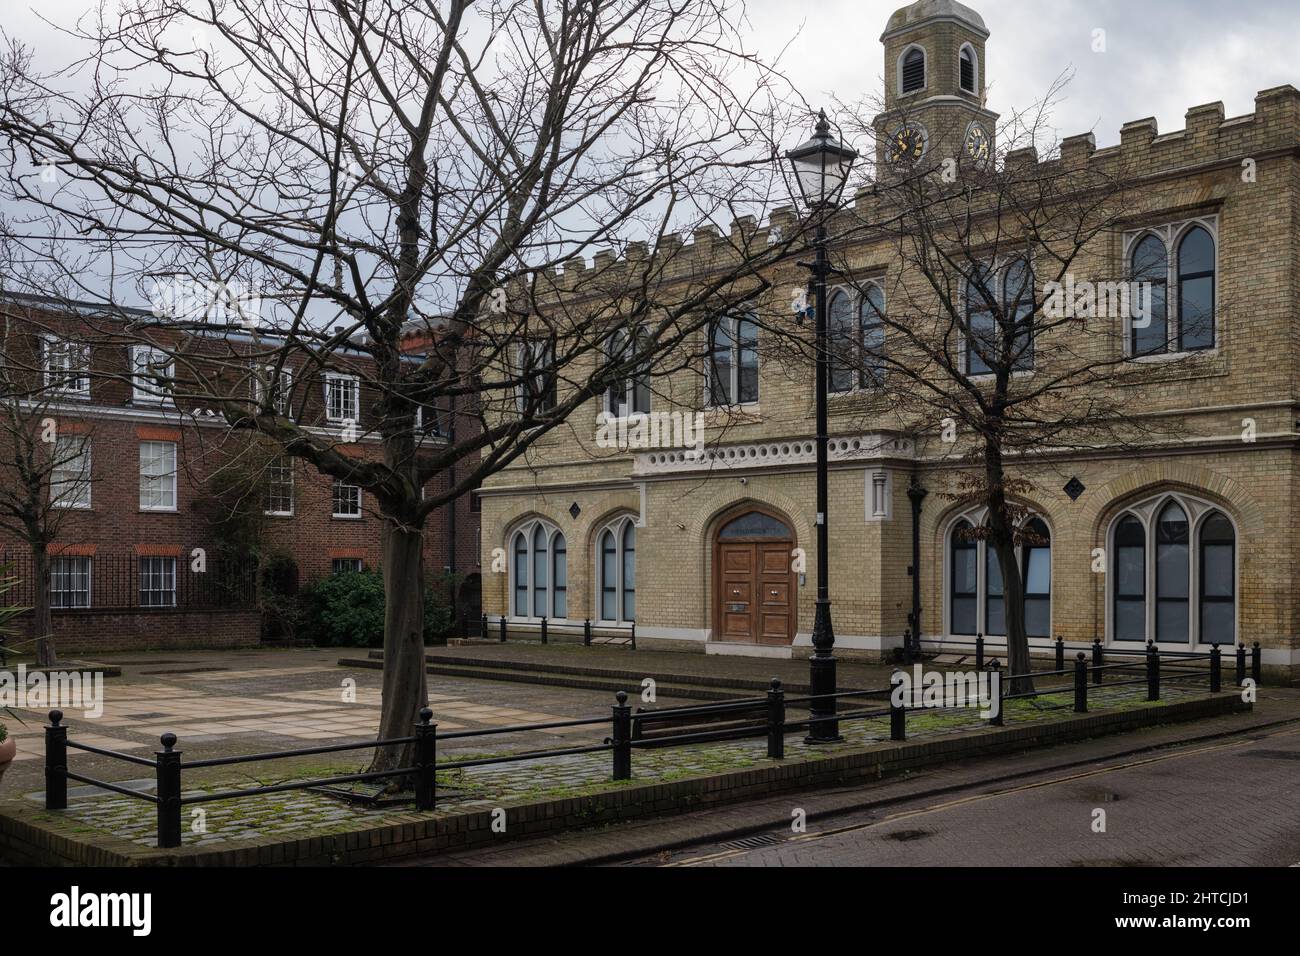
left=303, top=568, right=455, bottom=647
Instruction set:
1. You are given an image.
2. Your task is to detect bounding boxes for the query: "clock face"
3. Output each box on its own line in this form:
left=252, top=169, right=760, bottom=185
left=888, top=125, right=927, bottom=164
left=964, top=123, right=991, bottom=163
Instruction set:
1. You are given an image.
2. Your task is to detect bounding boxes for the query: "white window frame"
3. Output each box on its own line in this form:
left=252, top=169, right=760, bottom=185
left=942, top=506, right=1053, bottom=643
left=138, top=440, right=178, bottom=512
left=131, top=345, right=174, bottom=404
left=960, top=258, right=1036, bottom=378
left=254, top=364, right=293, bottom=415
left=515, top=340, right=558, bottom=414
left=508, top=518, right=568, bottom=621
left=331, top=557, right=364, bottom=574
left=332, top=479, right=363, bottom=519
left=705, top=313, right=759, bottom=408
left=603, top=328, right=651, bottom=419
left=1104, top=492, right=1238, bottom=651
left=50, top=436, right=92, bottom=510
left=324, top=373, right=360, bottom=424
left=42, top=335, right=91, bottom=396
left=1122, top=216, right=1219, bottom=360
left=139, top=555, right=177, bottom=607
left=264, top=456, right=294, bottom=516
left=51, top=555, right=92, bottom=609
left=595, top=515, right=637, bottom=625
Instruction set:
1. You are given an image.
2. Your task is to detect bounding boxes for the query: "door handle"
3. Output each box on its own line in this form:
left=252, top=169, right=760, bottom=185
left=769, top=590, right=779, bottom=597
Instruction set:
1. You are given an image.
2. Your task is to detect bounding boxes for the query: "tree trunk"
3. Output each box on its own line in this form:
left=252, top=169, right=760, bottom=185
left=984, top=438, right=1035, bottom=696
left=30, top=543, right=55, bottom=667
left=367, top=520, right=429, bottom=786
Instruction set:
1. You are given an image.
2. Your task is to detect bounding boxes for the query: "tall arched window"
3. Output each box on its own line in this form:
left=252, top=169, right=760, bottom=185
left=1177, top=226, right=1215, bottom=351
left=948, top=509, right=1052, bottom=639
left=597, top=516, right=636, bottom=623
left=605, top=327, right=651, bottom=417
left=1113, top=515, right=1146, bottom=642
left=1155, top=501, right=1190, bottom=642
left=950, top=519, right=978, bottom=635
left=510, top=519, right=567, bottom=619
left=707, top=314, right=758, bottom=406
left=1108, top=495, right=1235, bottom=645
left=959, top=45, right=977, bottom=93
left=1130, top=234, right=1168, bottom=356
left=901, top=47, right=926, bottom=94
left=1022, top=518, right=1052, bottom=638
left=1199, top=512, right=1235, bottom=645
left=965, top=260, right=1034, bottom=376
left=828, top=291, right=855, bottom=393
left=829, top=284, right=887, bottom=392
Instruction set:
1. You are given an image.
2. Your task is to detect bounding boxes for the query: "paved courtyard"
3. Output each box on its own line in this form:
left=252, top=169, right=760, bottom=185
left=0, top=646, right=1242, bottom=854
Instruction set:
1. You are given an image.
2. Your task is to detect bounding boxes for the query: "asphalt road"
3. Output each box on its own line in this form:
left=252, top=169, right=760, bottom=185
left=625, top=723, right=1300, bottom=867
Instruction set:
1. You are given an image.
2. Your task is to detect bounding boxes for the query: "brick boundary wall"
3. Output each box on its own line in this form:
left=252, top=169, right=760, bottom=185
left=0, top=693, right=1248, bottom=866
left=10, top=609, right=262, bottom=655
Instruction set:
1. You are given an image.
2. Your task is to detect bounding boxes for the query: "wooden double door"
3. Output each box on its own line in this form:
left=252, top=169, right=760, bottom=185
left=716, top=541, right=795, bottom=645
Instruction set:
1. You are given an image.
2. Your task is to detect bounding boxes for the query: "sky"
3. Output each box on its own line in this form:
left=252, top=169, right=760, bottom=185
left=744, top=0, right=1300, bottom=149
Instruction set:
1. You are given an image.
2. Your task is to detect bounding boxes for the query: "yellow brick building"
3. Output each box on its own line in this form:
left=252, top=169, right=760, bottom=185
left=479, top=0, right=1300, bottom=683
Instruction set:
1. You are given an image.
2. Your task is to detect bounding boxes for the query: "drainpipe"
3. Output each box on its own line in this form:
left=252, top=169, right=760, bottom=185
left=906, top=473, right=928, bottom=663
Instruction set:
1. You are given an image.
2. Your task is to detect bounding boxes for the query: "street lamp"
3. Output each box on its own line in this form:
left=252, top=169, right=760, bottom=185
left=786, top=110, right=856, bottom=744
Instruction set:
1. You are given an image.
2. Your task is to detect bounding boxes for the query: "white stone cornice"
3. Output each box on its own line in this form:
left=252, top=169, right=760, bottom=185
left=631, top=433, right=914, bottom=476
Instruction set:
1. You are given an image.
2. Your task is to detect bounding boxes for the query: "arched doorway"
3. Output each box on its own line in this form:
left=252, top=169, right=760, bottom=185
left=712, top=509, right=796, bottom=645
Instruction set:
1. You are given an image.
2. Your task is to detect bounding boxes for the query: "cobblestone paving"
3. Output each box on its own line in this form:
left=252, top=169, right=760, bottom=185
left=27, top=680, right=1202, bottom=849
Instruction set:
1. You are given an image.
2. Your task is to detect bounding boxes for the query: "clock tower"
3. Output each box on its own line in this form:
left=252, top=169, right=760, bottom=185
left=873, top=0, right=999, bottom=171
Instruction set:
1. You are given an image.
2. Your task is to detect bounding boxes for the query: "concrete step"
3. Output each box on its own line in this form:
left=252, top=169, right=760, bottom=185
left=354, top=648, right=857, bottom=698
left=337, top=655, right=753, bottom=702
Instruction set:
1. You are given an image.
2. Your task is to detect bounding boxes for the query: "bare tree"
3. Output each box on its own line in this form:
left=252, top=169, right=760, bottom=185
left=768, top=82, right=1202, bottom=692
left=0, top=0, right=803, bottom=776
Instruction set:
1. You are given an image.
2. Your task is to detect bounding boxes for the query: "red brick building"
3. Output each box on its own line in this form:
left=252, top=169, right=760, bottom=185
left=0, top=294, right=480, bottom=655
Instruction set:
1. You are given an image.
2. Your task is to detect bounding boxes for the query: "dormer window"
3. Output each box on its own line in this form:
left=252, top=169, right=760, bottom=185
left=960, top=45, right=977, bottom=94
left=900, top=47, right=926, bottom=94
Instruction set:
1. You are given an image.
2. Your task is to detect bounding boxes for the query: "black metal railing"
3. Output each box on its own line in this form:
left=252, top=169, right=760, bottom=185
left=42, top=636, right=1253, bottom=849
left=0, top=552, right=256, bottom=612
left=480, top=614, right=636, bottom=650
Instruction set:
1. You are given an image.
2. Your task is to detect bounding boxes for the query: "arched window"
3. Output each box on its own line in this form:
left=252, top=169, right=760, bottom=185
left=1155, top=501, right=1190, bottom=643
left=1177, top=226, right=1215, bottom=351
left=901, top=47, right=926, bottom=94
left=1109, top=495, right=1235, bottom=646
left=948, top=510, right=1052, bottom=639
left=509, top=519, right=567, bottom=619
left=597, top=516, right=636, bottom=623
left=708, top=314, right=758, bottom=406
left=1130, top=234, right=1168, bottom=356
left=828, top=291, right=855, bottom=393
left=1113, top=515, right=1146, bottom=642
left=862, top=284, right=886, bottom=386
left=1022, top=518, right=1052, bottom=638
left=828, top=284, right=887, bottom=392
left=605, top=327, right=651, bottom=417
left=959, top=45, right=977, bottom=93
left=1199, top=512, right=1235, bottom=645
left=965, top=260, right=1034, bottom=375
left=950, top=520, right=978, bottom=635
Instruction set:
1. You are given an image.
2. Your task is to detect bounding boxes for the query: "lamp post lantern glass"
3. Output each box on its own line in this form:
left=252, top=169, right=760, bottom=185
left=786, top=110, right=857, bottom=744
